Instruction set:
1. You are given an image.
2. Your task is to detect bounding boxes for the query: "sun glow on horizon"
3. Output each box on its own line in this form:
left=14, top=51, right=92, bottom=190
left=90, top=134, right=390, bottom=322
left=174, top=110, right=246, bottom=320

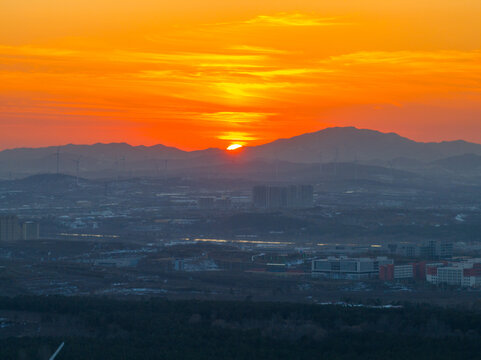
left=226, top=144, right=243, bottom=151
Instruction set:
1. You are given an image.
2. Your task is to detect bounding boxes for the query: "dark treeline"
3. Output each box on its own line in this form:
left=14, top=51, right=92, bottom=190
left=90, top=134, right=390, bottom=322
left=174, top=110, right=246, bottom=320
left=1, top=296, right=481, bottom=359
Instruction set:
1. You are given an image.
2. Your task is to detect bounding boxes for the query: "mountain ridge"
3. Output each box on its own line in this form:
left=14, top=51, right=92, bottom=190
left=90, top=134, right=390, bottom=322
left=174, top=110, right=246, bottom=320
left=2, top=127, right=481, bottom=181
left=3, top=126, right=480, bottom=153
left=242, top=127, right=481, bottom=163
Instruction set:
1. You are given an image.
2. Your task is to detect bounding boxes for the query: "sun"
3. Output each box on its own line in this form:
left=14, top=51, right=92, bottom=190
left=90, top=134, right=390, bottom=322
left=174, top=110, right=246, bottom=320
left=226, top=144, right=243, bottom=151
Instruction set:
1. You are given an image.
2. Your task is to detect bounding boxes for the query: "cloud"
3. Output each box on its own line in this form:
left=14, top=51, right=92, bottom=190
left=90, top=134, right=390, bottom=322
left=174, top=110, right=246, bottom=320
left=0, top=45, right=78, bottom=58
left=213, top=82, right=298, bottom=103
left=237, top=68, right=335, bottom=78
left=111, top=51, right=267, bottom=65
left=227, top=45, right=288, bottom=54
left=217, top=132, right=259, bottom=141
left=245, top=13, right=348, bottom=27
left=197, top=63, right=266, bottom=69
left=195, top=111, right=276, bottom=125
left=325, top=50, right=481, bottom=71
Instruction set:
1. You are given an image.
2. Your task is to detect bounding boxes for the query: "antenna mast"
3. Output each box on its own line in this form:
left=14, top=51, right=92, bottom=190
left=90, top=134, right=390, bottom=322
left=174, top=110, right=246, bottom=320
left=319, top=151, right=323, bottom=179
left=73, top=158, right=80, bottom=185
left=334, top=147, right=339, bottom=179
left=55, top=147, right=60, bottom=175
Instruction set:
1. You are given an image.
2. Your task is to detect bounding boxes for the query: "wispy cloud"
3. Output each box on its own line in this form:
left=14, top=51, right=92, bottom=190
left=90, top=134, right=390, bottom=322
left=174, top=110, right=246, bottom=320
left=325, top=50, right=481, bottom=70
left=217, top=132, right=259, bottom=142
left=213, top=82, right=298, bottom=102
left=238, top=68, right=335, bottom=78
left=245, top=13, right=348, bottom=27
left=0, top=45, right=78, bottom=58
left=227, top=45, right=288, bottom=54
left=111, top=51, right=267, bottom=65
left=197, top=63, right=266, bottom=69
left=196, top=111, right=276, bottom=124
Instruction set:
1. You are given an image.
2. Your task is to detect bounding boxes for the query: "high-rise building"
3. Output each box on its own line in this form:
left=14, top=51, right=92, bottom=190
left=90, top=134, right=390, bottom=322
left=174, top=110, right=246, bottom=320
left=0, top=215, right=21, bottom=242
left=267, top=186, right=287, bottom=209
left=420, top=240, right=453, bottom=259
left=22, top=221, right=40, bottom=240
left=286, top=185, right=298, bottom=208
left=252, top=186, right=268, bottom=208
left=253, top=184, right=313, bottom=209
left=298, top=185, right=314, bottom=208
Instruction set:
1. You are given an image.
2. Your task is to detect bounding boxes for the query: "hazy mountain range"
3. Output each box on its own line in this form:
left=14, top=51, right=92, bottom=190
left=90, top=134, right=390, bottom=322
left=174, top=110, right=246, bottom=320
left=1, top=127, right=481, bottom=182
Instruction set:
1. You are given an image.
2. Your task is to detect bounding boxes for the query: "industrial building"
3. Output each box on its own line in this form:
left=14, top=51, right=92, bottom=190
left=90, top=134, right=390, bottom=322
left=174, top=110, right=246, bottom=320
left=312, top=256, right=393, bottom=279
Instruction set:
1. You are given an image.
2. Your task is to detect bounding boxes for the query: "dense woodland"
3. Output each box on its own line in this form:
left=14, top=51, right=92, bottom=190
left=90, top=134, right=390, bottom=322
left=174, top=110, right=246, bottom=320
left=1, top=296, right=481, bottom=359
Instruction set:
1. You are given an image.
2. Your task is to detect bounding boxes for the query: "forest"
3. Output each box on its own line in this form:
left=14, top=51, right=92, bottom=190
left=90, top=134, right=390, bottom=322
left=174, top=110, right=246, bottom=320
left=1, top=296, right=481, bottom=359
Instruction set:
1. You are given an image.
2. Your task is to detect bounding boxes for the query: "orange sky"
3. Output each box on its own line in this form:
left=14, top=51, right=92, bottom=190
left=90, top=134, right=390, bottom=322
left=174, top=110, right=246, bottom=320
left=1, top=0, right=480, bottom=150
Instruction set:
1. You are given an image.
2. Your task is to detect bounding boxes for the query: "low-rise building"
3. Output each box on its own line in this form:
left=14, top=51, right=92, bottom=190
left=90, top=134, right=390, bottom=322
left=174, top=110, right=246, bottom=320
left=312, top=256, right=393, bottom=279
left=379, top=264, right=414, bottom=281
left=426, top=259, right=481, bottom=288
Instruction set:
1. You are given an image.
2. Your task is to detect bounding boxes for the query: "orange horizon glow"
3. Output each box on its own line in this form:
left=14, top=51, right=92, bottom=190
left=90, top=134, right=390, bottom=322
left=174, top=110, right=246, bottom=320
left=1, top=0, right=480, bottom=150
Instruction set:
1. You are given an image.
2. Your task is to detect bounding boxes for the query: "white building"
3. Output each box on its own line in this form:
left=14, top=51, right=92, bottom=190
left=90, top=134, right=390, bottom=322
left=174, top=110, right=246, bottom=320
left=393, top=264, right=413, bottom=279
left=426, top=259, right=481, bottom=288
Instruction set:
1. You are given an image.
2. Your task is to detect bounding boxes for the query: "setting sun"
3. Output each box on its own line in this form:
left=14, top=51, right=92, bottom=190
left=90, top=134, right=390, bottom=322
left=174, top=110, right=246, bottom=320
left=226, top=144, right=243, bottom=151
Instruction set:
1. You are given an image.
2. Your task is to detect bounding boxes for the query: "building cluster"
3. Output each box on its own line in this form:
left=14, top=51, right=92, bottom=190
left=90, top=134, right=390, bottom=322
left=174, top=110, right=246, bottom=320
left=426, top=259, right=481, bottom=287
left=388, top=239, right=453, bottom=259
left=312, top=255, right=481, bottom=288
left=0, top=215, right=40, bottom=241
left=252, top=185, right=314, bottom=209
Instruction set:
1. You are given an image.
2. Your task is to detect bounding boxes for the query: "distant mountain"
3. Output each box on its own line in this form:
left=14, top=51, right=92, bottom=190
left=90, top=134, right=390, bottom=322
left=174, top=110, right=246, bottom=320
left=0, top=173, right=87, bottom=195
left=0, top=142, right=218, bottom=178
left=1, top=127, right=481, bottom=182
left=431, top=153, right=481, bottom=173
left=243, top=127, right=481, bottom=164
